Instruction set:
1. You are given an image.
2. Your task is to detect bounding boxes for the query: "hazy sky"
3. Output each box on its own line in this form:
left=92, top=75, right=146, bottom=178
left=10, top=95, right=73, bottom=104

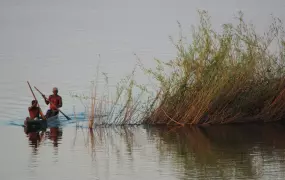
left=0, top=0, right=284, bottom=119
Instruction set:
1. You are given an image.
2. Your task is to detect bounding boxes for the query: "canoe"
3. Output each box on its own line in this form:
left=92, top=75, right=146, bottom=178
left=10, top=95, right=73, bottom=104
left=24, top=114, right=60, bottom=133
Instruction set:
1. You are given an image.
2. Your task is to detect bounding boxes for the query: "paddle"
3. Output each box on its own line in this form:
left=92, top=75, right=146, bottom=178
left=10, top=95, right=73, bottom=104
left=34, top=86, right=71, bottom=120
left=27, top=81, right=46, bottom=120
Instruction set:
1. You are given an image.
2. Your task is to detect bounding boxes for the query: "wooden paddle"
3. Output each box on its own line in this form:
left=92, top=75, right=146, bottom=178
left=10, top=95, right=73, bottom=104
left=34, top=86, right=71, bottom=120
left=27, top=81, right=46, bottom=120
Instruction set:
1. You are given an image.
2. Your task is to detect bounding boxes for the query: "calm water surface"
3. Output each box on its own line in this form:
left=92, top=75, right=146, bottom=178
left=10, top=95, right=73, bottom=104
left=2, top=124, right=285, bottom=179
left=1, top=0, right=285, bottom=179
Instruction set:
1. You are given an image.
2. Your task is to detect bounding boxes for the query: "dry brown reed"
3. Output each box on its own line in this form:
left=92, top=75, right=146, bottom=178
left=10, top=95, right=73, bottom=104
left=71, top=61, right=147, bottom=126
left=139, top=10, right=285, bottom=125
left=72, top=10, right=285, bottom=126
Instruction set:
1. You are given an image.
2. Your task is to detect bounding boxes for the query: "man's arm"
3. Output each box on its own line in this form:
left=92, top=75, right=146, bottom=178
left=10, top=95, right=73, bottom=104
left=44, top=95, right=50, bottom=105
left=58, top=96, right=62, bottom=108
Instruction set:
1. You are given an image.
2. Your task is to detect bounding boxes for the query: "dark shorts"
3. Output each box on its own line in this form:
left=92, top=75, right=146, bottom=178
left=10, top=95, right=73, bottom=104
left=45, top=109, right=59, bottom=119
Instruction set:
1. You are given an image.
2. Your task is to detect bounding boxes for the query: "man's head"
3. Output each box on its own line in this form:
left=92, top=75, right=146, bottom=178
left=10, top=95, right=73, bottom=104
left=31, top=100, right=38, bottom=106
left=53, top=87, right=58, bottom=95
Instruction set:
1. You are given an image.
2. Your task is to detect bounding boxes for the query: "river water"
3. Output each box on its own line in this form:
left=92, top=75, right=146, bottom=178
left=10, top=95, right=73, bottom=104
left=1, top=0, right=285, bottom=179
left=2, top=124, right=285, bottom=180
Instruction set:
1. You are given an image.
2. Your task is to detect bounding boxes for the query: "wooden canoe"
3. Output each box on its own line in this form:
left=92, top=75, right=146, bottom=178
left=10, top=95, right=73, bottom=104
left=24, top=114, right=60, bottom=133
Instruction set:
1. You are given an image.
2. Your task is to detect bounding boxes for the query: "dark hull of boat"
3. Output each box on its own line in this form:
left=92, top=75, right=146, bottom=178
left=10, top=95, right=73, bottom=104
left=25, top=120, right=46, bottom=133
left=24, top=115, right=59, bottom=133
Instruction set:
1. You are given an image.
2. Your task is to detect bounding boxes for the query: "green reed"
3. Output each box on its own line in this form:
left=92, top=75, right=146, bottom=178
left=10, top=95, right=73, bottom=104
left=72, top=10, right=285, bottom=126
left=140, top=10, right=285, bottom=125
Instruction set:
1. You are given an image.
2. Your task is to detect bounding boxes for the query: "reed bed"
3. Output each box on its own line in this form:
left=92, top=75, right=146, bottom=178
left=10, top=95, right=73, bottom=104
left=73, top=11, right=285, bottom=126
left=140, top=11, right=285, bottom=125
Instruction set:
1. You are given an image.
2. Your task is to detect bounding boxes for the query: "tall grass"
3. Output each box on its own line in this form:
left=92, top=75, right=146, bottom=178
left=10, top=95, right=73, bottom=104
left=72, top=11, right=285, bottom=126
left=70, top=62, right=148, bottom=127
left=140, top=10, right=285, bottom=125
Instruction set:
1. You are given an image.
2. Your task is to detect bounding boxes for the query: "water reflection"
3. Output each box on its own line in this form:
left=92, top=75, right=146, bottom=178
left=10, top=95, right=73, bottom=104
left=72, top=124, right=285, bottom=180
left=73, top=126, right=139, bottom=162
left=146, top=123, right=285, bottom=180
left=17, top=123, right=285, bottom=179
left=25, top=126, right=63, bottom=151
left=46, top=127, right=63, bottom=147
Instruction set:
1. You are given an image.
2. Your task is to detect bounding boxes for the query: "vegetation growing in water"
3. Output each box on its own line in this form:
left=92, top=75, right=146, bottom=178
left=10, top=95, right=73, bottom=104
left=140, top=10, right=285, bottom=125
left=70, top=62, right=147, bottom=128
left=72, top=10, right=285, bottom=127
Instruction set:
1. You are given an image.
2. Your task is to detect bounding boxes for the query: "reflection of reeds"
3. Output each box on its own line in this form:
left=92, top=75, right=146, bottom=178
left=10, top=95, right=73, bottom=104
left=70, top=125, right=285, bottom=179
left=72, top=126, right=140, bottom=161
left=147, top=124, right=285, bottom=179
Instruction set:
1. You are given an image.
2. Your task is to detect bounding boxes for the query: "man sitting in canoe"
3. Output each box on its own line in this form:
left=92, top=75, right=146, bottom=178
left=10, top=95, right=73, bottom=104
left=28, top=100, right=40, bottom=119
left=24, top=100, right=40, bottom=126
left=42, top=87, right=62, bottom=119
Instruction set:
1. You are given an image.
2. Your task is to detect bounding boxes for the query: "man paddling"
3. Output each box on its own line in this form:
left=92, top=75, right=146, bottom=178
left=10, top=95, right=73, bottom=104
left=42, top=87, right=62, bottom=118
